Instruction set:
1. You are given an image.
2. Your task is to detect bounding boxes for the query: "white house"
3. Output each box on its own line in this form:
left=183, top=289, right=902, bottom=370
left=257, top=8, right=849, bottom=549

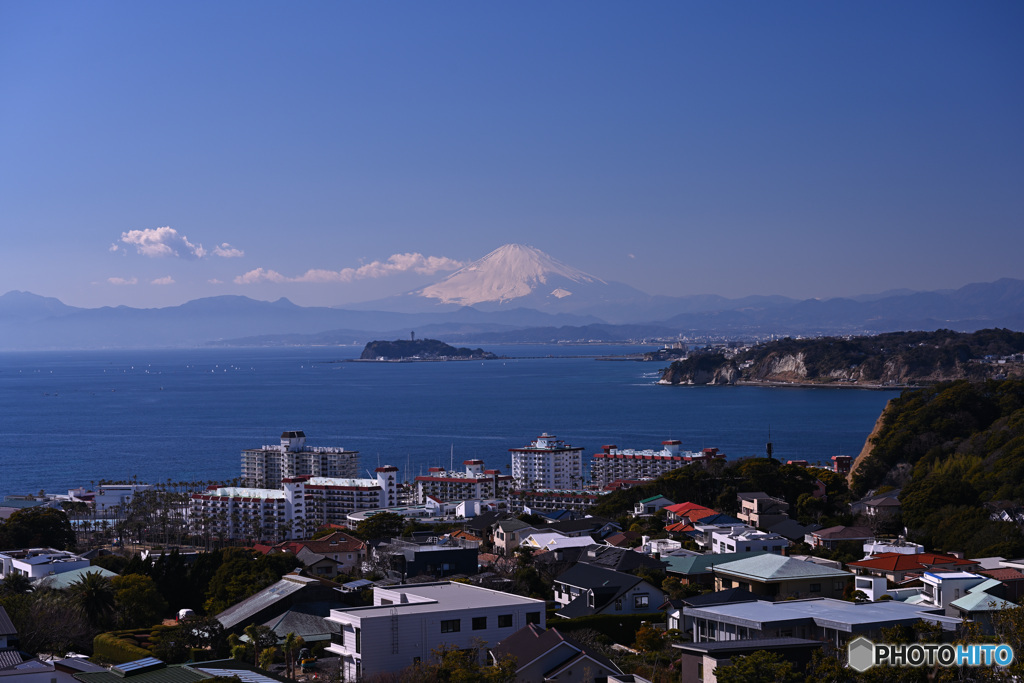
left=324, top=581, right=546, bottom=680
left=711, top=528, right=790, bottom=555
left=0, top=548, right=90, bottom=581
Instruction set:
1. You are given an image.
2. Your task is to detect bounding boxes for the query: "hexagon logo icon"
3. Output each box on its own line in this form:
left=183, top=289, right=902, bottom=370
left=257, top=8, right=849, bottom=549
left=848, top=636, right=875, bottom=672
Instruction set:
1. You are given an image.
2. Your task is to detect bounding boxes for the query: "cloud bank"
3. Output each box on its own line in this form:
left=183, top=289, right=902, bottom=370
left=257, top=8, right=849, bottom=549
left=234, top=252, right=464, bottom=285
left=107, top=277, right=138, bottom=286
left=117, top=227, right=243, bottom=259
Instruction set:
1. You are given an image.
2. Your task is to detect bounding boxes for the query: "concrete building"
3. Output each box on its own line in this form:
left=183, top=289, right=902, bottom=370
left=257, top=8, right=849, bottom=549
left=325, top=581, right=546, bottom=680
left=590, top=442, right=722, bottom=487
left=737, top=492, right=790, bottom=529
left=0, top=548, right=90, bottom=581
left=241, top=430, right=359, bottom=488
left=414, top=460, right=513, bottom=504
left=191, top=466, right=398, bottom=541
left=712, top=554, right=853, bottom=600
left=710, top=528, right=790, bottom=555
left=510, top=434, right=584, bottom=490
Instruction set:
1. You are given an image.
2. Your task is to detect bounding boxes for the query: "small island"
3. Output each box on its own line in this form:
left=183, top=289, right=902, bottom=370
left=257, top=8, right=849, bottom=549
left=358, top=338, right=498, bottom=361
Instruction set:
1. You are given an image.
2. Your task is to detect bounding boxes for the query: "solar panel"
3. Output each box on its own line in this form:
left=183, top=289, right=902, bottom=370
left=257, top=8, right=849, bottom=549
left=111, top=657, right=165, bottom=676
left=196, top=667, right=279, bottom=682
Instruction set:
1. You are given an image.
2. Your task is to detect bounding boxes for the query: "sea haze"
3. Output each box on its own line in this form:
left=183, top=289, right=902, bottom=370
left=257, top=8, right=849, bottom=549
left=0, top=345, right=899, bottom=497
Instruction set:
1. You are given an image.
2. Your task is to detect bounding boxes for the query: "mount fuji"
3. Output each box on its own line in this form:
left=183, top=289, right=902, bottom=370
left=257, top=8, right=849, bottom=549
left=357, top=244, right=662, bottom=320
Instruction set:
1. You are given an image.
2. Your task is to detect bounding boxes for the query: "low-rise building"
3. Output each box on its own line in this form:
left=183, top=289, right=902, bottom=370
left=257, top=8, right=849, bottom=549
left=553, top=564, right=665, bottom=618
left=673, top=638, right=824, bottom=683
left=737, top=492, right=790, bottom=529
left=633, top=495, right=674, bottom=517
left=710, top=528, right=790, bottom=555
left=712, top=554, right=853, bottom=600
left=685, top=597, right=959, bottom=646
left=805, top=525, right=874, bottom=550
left=0, top=548, right=90, bottom=581
left=325, top=581, right=546, bottom=680
left=492, top=623, right=623, bottom=683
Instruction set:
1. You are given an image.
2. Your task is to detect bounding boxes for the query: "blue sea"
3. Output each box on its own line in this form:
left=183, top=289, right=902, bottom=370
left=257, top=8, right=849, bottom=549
left=0, top=345, right=901, bottom=497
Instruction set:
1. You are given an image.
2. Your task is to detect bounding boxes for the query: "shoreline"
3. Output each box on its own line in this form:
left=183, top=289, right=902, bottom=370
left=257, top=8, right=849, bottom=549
left=658, top=378, right=915, bottom=391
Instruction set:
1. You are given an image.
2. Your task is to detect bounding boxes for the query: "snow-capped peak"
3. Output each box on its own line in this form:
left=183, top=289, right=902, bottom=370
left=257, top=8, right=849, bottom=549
left=417, top=244, right=604, bottom=306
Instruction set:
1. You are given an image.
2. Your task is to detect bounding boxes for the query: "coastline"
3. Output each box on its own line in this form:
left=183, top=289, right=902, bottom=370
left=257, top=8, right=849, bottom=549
left=658, top=378, right=916, bottom=391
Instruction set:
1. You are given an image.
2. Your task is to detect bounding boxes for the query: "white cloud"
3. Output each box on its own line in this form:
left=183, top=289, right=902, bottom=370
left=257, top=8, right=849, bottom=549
left=108, top=277, right=138, bottom=286
left=151, top=276, right=175, bottom=285
left=120, top=226, right=206, bottom=259
left=109, top=243, right=123, bottom=253
left=212, top=243, right=244, bottom=258
left=234, top=252, right=464, bottom=285
left=208, top=278, right=224, bottom=285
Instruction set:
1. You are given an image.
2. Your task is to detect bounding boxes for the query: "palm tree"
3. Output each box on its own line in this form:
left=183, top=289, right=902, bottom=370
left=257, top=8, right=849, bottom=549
left=283, top=631, right=297, bottom=679
left=0, top=572, right=33, bottom=596
left=69, top=570, right=115, bottom=627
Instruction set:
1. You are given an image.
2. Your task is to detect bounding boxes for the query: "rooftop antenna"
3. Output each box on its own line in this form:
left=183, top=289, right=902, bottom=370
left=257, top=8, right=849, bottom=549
left=766, top=426, right=774, bottom=461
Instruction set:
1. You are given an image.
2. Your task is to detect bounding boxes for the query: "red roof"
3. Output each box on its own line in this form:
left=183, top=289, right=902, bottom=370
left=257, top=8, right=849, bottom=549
left=848, top=552, right=978, bottom=572
left=665, top=502, right=715, bottom=516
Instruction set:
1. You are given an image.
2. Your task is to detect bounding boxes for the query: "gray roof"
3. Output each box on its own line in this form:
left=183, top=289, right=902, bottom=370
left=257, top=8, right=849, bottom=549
left=0, top=606, right=15, bottom=636
left=663, top=550, right=769, bottom=576
left=495, top=518, right=534, bottom=533
left=684, top=598, right=959, bottom=633
left=264, top=606, right=340, bottom=642
left=215, top=575, right=321, bottom=630
left=673, top=637, right=825, bottom=655
left=713, top=554, right=852, bottom=582
left=0, top=648, right=28, bottom=671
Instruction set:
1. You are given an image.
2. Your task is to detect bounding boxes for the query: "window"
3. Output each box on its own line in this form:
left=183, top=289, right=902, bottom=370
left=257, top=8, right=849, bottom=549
left=526, top=612, right=541, bottom=625
left=473, top=616, right=487, bottom=630
left=441, top=619, right=461, bottom=633
left=498, top=614, right=513, bottom=628
left=615, top=598, right=622, bottom=611
left=810, top=583, right=821, bottom=592
left=355, top=627, right=361, bottom=654
left=634, top=594, right=649, bottom=609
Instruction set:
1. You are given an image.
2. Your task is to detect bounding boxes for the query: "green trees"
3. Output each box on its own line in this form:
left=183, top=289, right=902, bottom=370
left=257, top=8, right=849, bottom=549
left=111, top=573, right=168, bottom=628
left=0, top=507, right=76, bottom=550
left=713, top=649, right=801, bottom=683
left=68, top=570, right=115, bottom=627
left=354, top=512, right=407, bottom=540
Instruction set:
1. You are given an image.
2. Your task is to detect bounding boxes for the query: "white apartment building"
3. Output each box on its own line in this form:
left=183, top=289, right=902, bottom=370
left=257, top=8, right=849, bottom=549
left=591, top=442, right=723, bottom=487
left=325, top=581, right=546, bottom=681
left=241, top=430, right=359, bottom=488
left=510, top=433, right=584, bottom=490
left=0, top=548, right=90, bottom=581
left=414, top=460, right=514, bottom=504
left=711, top=528, right=790, bottom=555
left=191, top=466, right=398, bottom=541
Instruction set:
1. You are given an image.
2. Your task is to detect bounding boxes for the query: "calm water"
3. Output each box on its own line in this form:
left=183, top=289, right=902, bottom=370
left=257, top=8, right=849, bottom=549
left=0, top=345, right=900, bottom=497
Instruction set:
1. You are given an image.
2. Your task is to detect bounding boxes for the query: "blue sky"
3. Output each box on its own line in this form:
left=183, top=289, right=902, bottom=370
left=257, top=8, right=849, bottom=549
left=2, top=2, right=1022, bottom=308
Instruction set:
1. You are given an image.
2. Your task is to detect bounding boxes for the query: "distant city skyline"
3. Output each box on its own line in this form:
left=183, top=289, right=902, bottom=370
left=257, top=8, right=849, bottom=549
left=2, top=2, right=1022, bottom=309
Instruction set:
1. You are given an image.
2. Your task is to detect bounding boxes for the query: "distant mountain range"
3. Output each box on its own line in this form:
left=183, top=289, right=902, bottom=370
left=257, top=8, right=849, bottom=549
left=2, top=244, right=1023, bottom=349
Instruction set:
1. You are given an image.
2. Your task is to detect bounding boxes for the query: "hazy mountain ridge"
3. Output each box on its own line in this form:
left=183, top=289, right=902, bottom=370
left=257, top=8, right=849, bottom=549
left=2, top=246, right=1023, bottom=349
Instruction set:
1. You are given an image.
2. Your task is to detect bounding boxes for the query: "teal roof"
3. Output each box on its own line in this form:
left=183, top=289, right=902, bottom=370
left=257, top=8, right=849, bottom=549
left=664, top=550, right=769, bottom=576
left=34, top=566, right=117, bottom=590
left=967, top=579, right=1004, bottom=595
left=713, top=554, right=852, bottom=582
left=950, top=592, right=1018, bottom=612
left=639, top=495, right=671, bottom=504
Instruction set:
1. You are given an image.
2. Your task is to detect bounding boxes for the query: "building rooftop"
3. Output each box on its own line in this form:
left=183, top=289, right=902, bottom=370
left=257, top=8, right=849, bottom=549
left=713, top=554, right=852, bottom=582
left=684, top=597, right=959, bottom=632
left=329, top=581, right=544, bottom=621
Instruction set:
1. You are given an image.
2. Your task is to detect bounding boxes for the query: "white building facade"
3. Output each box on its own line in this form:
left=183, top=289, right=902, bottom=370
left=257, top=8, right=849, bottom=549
left=414, top=460, right=514, bottom=504
left=0, top=548, right=91, bottom=581
left=591, top=442, right=722, bottom=487
left=510, top=434, right=584, bottom=490
left=241, top=430, right=359, bottom=488
left=711, top=528, right=791, bottom=555
left=325, top=581, right=546, bottom=680
left=191, top=466, right=398, bottom=541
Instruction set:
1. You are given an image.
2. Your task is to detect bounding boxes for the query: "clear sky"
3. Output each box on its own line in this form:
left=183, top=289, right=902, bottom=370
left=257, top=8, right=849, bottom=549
left=2, top=2, right=1022, bottom=309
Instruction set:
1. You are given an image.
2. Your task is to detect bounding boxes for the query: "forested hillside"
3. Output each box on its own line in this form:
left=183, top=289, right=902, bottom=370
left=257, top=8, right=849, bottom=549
left=852, top=379, right=1024, bottom=557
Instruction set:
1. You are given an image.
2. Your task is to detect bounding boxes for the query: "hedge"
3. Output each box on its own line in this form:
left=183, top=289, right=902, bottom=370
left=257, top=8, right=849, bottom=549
left=93, top=633, right=152, bottom=664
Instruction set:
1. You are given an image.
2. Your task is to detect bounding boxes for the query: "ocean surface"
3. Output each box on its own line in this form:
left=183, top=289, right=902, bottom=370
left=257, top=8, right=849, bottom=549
left=0, top=345, right=901, bottom=497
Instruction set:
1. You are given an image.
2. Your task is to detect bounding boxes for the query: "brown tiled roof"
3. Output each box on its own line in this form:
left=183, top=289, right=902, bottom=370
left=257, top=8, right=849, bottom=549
left=980, top=568, right=1024, bottom=581
left=812, top=525, right=874, bottom=540
left=274, top=531, right=365, bottom=555
left=665, top=502, right=715, bottom=516
left=849, top=552, right=978, bottom=572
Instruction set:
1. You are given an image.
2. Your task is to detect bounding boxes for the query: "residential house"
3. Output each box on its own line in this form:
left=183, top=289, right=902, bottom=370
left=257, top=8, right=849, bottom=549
left=521, top=532, right=596, bottom=554
left=918, top=571, right=994, bottom=617
left=979, top=567, right=1024, bottom=602
left=633, top=495, right=674, bottom=517
left=673, top=638, right=824, bottom=683
left=663, top=550, right=770, bottom=588
left=72, top=657, right=291, bottom=682
left=33, top=566, right=118, bottom=591
left=846, top=552, right=980, bottom=585
left=712, top=554, right=853, bottom=600
left=737, top=492, right=790, bottom=529
left=375, top=538, right=478, bottom=579
left=0, top=548, right=90, bottom=581
left=325, top=581, right=546, bottom=681
left=491, top=623, right=623, bottom=683
left=948, top=579, right=1019, bottom=634
left=665, top=502, right=717, bottom=525
left=493, top=519, right=539, bottom=556
left=805, top=525, right=874, bottom=550
left=215, top=573, right=342, bottom=635
left=553, top=564, right=665, bottom=618
left=576, top=545, right=668, bottom=574
left=710, top=528, right=789, bottom=555
left=863, top=496, right=902, bottom=521
left=684, top=597, right=959, bottom=647
left=268, top=531, right=366, bottom=578
left=662, top=588, right=759, bottom=634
